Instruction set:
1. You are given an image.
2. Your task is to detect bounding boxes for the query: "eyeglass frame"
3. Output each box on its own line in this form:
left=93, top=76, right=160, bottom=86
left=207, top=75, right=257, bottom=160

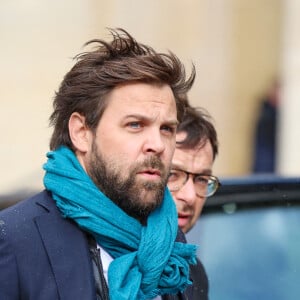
left=167, top=168, right=221, bottom=197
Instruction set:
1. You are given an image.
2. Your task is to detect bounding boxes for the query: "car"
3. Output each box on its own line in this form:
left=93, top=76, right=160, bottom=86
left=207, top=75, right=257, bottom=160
left=186, top=175, right=300, bottom=300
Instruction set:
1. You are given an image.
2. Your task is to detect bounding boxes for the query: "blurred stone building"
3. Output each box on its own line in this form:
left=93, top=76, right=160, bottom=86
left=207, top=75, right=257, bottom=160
left=1, top=0, right=299, bottom=195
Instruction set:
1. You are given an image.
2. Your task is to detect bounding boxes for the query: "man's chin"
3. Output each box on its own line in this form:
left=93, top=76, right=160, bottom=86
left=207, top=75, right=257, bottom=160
left=178, top=217, right=191, bottom=233
left=125, top=199, right=159, bottom=223
left=139, top=189, right=163, bottom=210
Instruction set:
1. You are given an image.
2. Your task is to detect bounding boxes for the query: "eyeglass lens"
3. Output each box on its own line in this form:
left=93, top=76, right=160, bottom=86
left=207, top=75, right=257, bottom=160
left=168, top=169, right=219, bottom=197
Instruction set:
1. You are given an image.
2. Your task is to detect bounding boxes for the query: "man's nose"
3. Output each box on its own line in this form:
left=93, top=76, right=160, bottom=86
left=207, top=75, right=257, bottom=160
left=143, top=130, right=166, bottom=154
left=175, top=178, right=197, bottom=205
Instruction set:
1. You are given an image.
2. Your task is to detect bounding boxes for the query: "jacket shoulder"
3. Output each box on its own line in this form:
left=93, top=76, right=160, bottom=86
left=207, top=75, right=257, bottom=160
left=0, top=190, right=55, bottom=220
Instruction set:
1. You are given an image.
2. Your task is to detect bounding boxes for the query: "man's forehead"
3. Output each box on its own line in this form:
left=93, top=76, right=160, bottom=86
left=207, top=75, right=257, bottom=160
left=106, top=82, right=177, bottom=113
left=172, top=139, right=214, bottom=169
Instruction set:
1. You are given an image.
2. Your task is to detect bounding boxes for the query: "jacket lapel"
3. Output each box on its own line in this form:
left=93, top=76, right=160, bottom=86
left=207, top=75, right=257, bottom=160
left=34, top=194, right=96, bottom=299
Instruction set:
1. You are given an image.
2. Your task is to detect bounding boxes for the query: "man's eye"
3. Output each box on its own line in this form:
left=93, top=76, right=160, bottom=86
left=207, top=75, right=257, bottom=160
left=168, top=171, right=180, bottom=181
left=161, top=125, right=175, bottom=133
left=128, top=122, right=141, bottom=129
left=195, top=176, right=209, bottom=185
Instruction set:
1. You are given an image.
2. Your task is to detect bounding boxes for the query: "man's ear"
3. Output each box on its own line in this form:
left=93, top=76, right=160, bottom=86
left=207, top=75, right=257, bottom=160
left=68, top=112, right=91, bottom=153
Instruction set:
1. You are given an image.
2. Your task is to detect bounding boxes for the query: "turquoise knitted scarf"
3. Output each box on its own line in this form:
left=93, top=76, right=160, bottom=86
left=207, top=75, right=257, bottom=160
left=43, top=146, right=196, bottom=300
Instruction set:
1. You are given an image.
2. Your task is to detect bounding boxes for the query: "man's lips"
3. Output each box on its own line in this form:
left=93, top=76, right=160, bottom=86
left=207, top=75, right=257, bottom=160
left=137, top=168, right=162, bottom=179
left=178, top=212, right=191, bottom=219
left=177, top=212, right=191, bottom=228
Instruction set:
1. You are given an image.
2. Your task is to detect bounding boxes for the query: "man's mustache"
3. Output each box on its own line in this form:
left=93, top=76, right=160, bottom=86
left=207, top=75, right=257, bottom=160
left=135, top=156, right=167, bottom=176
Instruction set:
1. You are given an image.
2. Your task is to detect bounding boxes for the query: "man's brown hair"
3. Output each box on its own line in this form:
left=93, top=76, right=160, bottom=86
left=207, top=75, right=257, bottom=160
left=49, top=28, right=195, bottom=150
left=176, top=105, right=219, bottom=160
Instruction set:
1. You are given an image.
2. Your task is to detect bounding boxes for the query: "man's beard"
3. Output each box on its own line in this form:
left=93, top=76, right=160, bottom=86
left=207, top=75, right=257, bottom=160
left=87, top=142, right=169, bottom=221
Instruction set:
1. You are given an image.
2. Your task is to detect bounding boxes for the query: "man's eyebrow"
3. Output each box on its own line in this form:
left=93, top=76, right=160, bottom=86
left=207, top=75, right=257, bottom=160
left=166, top=120, right=179, bottom=127
left=124, top=114, right=178, bottom=126
left=195, top=169, right=212, bottom=175
left=171, top=163, right=185, bottom=170
left=171, top=164, right=212, bottom=175
left=123, top=114, right=153, bottom=121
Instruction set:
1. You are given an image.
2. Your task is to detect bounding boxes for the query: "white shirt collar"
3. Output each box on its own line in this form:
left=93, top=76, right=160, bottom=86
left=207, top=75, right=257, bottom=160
left=97, top=245, right=162, bottom=300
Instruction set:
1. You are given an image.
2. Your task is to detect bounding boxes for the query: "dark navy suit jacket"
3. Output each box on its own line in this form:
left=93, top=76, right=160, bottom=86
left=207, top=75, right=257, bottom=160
left=0, top=191, right=96, bottom=299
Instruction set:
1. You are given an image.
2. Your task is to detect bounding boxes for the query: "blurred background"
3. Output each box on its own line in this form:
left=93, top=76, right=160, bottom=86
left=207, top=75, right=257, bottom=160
left=1, top=0, right=300, bottom=196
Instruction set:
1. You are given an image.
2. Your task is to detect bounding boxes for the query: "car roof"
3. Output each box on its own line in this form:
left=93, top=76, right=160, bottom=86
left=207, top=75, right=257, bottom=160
left=206, top=175, right=300, bottom=209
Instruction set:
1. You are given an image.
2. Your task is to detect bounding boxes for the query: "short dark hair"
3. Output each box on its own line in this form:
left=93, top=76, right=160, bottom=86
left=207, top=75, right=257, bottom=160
left=176, top=105, right=219, bottom=160
left=49, top=28, right=195, bottom=150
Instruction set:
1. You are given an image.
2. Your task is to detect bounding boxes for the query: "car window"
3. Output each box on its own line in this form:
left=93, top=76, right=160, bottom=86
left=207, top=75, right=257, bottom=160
left=187, top=203, right=300, bottom=300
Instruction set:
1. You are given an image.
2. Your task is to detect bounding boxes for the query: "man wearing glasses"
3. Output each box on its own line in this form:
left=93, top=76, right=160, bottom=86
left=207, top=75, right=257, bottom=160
left=167, top=104, right=220, bottom=299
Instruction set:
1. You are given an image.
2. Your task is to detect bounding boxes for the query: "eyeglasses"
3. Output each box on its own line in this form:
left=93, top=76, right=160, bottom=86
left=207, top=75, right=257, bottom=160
left=167, top=168, right=221, bottom=197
